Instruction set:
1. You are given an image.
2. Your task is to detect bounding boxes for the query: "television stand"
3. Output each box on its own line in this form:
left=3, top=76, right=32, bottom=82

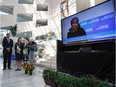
left=57, top=40, right=115, bottom=83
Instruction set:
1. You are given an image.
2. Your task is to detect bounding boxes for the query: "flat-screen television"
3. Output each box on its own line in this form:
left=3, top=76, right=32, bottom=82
left=61, top=0, right=115, bottom=45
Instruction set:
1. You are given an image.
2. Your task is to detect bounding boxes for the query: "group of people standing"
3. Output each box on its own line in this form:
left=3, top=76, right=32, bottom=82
left=2, top=33, right=37, bottom=71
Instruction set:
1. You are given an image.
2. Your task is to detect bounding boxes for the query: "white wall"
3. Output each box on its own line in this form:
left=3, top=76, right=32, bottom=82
left=76, top=0, right=107, bottom=13
left=0, top=0, right=51, bottom=38
left=1, top=15, right=16, bottom=27
left=95, top=0, right=107, bottom=5
left=76, top=0, right=91, bottom=12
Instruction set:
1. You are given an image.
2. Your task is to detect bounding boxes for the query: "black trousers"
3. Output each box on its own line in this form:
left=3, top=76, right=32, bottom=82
left=3, top=51, right=11, bottom=69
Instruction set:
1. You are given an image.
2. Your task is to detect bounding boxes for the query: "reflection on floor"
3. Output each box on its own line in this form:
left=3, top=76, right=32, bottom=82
left=0, top=57, right=51, bottom=87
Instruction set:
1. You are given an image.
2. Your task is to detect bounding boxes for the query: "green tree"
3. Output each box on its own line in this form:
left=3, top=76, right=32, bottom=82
left=10, top=24, right=17, bottom=36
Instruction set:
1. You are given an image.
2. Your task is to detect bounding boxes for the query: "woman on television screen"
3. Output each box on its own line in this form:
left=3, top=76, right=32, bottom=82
left=67, top=17, right=86, bottom=38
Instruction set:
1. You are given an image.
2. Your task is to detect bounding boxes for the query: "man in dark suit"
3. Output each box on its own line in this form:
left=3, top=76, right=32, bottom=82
left=2, top=33, right=13, bottom=70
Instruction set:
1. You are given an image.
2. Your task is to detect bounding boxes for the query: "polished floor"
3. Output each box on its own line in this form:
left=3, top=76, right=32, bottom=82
left=0, top=57, right=51, bottom=87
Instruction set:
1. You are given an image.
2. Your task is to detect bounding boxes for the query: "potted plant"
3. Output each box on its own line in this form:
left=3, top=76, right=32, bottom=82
left=38, top=48, right=44, bottom=58
left=43, top=69, right=112, bottom=87
left=43, top=69, right=57, bottom=87
left=22, top=63, right=34, bottom=75
left=10, top=24, right=17, bottom=36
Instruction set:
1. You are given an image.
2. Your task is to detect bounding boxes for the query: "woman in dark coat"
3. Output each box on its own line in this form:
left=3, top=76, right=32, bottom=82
left=14, top=37, right=24, bottom=71
left=67, top=17, right=86, bottom=38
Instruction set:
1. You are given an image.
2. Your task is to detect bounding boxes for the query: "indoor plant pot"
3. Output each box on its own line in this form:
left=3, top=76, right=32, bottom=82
left=43, top=69, right=112, bottom=87
left=43, top=77, right=56, bottom=87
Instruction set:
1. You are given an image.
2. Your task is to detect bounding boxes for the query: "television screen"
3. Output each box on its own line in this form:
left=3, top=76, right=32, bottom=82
left=61, top=0, right=115, bottom=45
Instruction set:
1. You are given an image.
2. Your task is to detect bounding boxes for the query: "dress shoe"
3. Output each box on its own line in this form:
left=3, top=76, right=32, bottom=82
left=15, top=68, right=19, bottom=71
left=19, top=69, right=21, bottom=71
left=2, top=68, right=6, bottom=70
left=8, top=68, right=12, bottom=70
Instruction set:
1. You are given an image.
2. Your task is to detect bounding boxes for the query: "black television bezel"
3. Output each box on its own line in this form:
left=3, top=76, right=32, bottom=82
left=61, top=0, right=115, bottom=46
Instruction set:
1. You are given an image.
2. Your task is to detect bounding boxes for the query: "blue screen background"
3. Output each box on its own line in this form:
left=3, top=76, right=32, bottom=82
left=61, top=0, right=115, bottom=44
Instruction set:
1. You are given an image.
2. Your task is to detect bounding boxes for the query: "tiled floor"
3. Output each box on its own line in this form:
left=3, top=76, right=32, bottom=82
left=0, top=57, right=51, bottom=87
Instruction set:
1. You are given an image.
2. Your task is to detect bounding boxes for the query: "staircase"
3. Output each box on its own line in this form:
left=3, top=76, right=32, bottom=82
left=35, top=56, right=56, bottom=69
